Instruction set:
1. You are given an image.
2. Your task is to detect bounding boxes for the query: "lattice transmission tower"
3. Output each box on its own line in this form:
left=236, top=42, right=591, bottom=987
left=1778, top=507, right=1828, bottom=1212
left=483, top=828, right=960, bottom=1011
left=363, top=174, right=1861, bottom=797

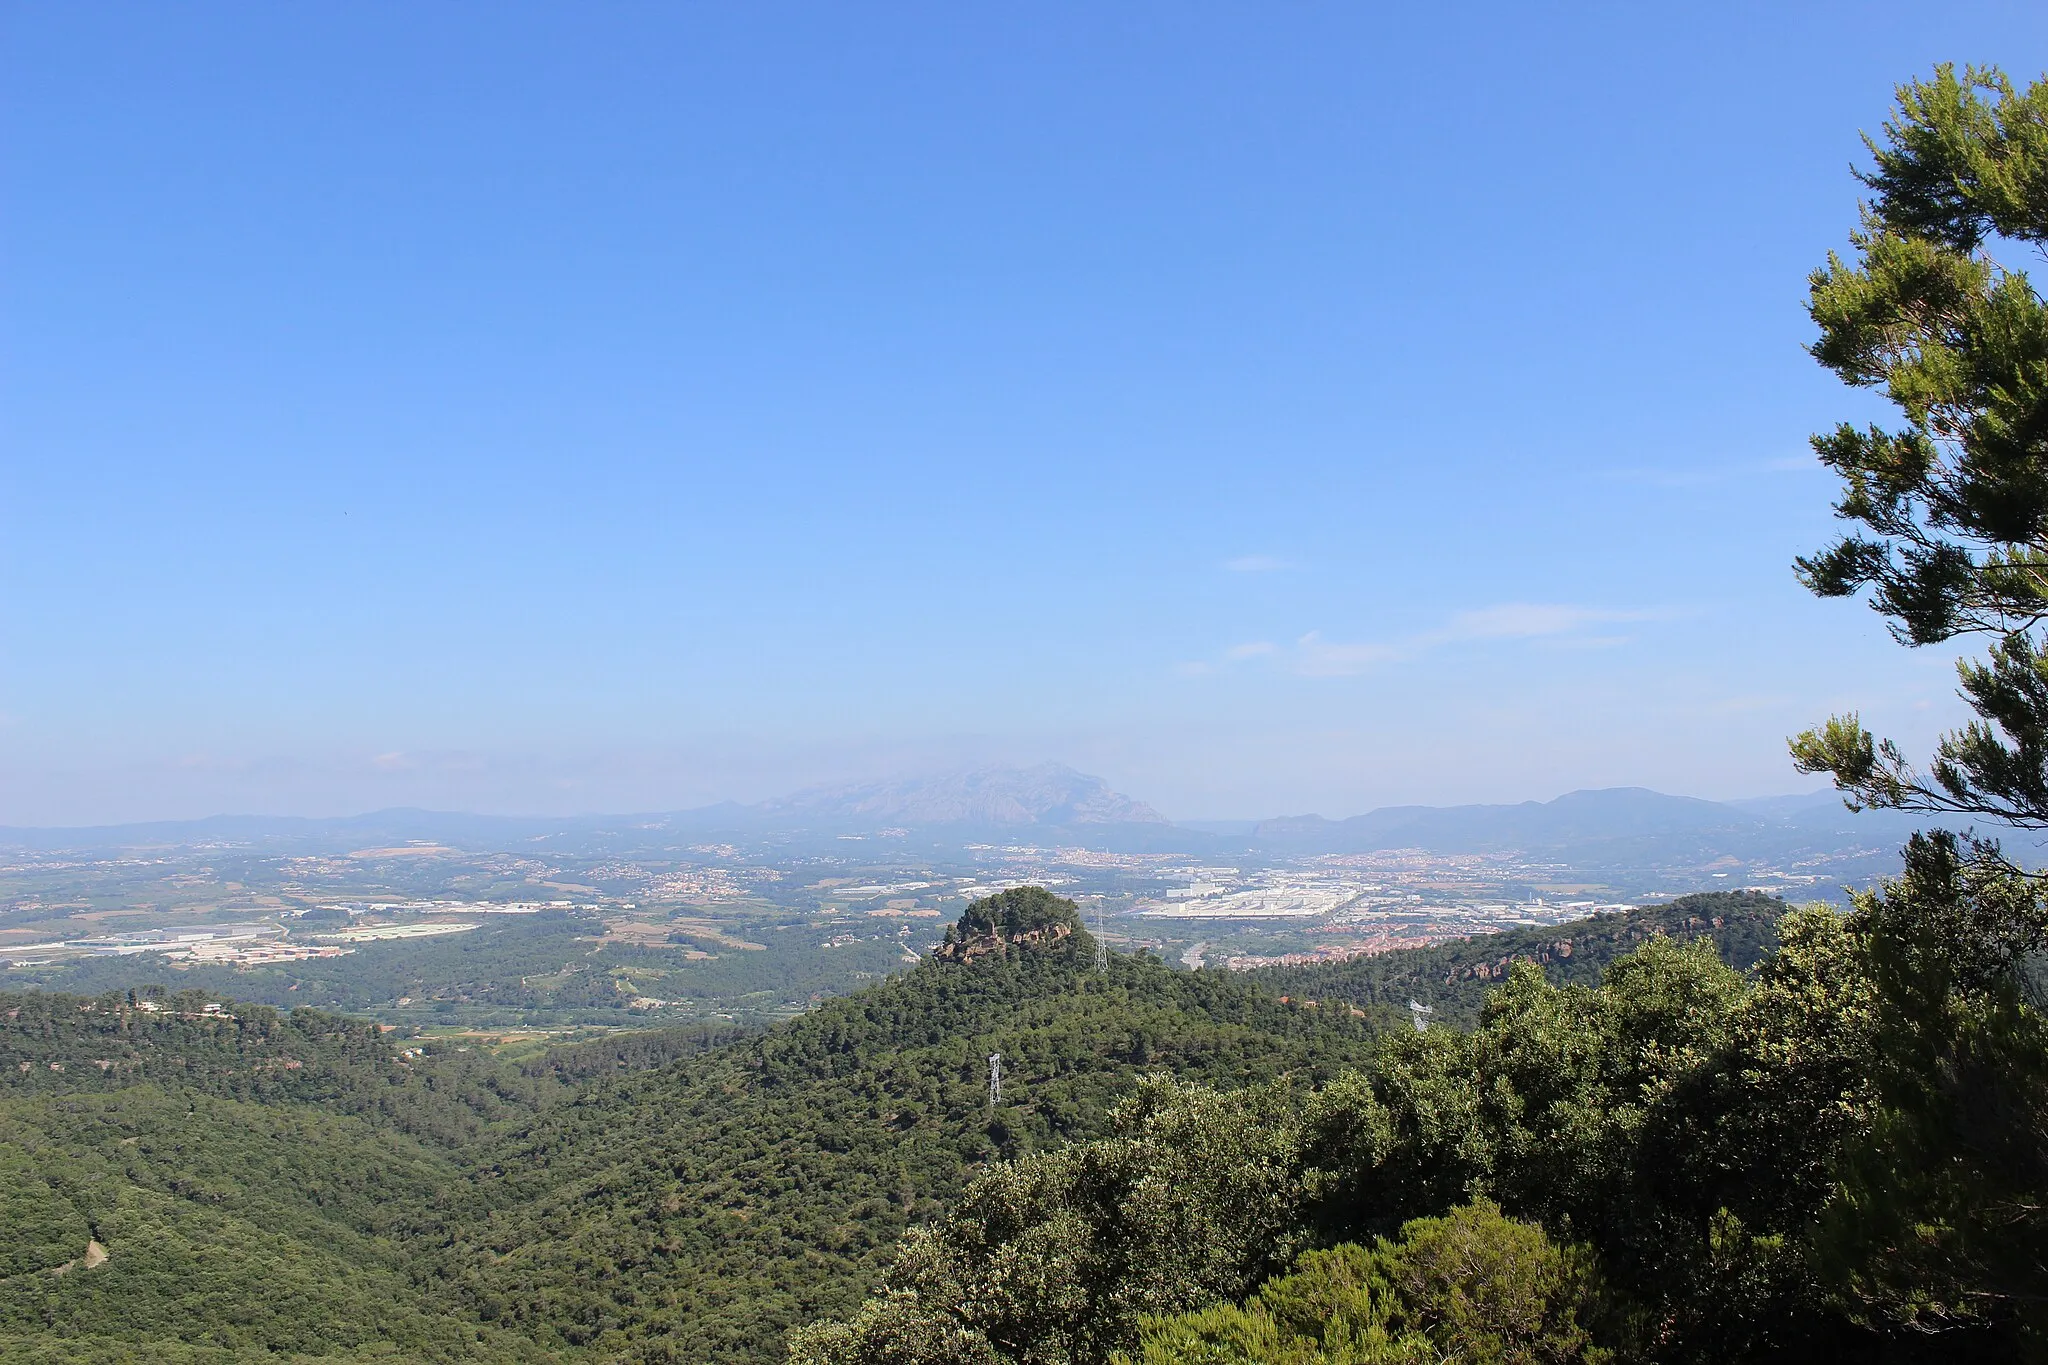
left=987, top=1052, right=1003, bottom=1108
left=1407, top=1000, right=1435, bottom=1033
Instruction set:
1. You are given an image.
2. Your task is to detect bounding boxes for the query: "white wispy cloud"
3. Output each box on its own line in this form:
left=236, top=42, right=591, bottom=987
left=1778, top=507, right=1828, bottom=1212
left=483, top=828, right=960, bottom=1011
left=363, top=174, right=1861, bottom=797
left=1431, top=603, right=1658, bottom=643
left=1222, top=554, right=1299, bottom=573
left=1600, top=455, right=1818, bottom=488
left=1200, top=603, right=1669, bottom=678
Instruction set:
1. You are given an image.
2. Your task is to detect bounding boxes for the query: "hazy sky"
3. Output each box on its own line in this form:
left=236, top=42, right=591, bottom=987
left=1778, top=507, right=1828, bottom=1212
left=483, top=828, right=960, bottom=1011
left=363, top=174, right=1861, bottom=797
left=5, top=3, right=2044, bottom=825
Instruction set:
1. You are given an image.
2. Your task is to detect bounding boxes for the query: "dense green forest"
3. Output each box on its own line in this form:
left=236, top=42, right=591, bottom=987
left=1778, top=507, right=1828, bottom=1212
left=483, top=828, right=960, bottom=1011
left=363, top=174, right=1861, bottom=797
left=14, top=853, right=2037, bottom=1363
left=800, top=841, right=2047, bottom=1362
left=1251, top=890, right=1787, bottom=1026
left=0, top=1087, right=538, bottom=1363
left=0, top=991, right=545, bottom=1361
left=1, top=988, right=546, bottom=1139
left=442, top=893, right=1375, bottom=1361
left=0, top=889, right=1382, bottom=1362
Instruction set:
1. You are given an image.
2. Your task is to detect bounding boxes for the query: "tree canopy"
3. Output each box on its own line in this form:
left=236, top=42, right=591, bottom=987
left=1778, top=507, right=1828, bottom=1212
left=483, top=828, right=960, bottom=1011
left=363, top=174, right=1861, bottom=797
left=1792, top=65, right=2048, bottom=824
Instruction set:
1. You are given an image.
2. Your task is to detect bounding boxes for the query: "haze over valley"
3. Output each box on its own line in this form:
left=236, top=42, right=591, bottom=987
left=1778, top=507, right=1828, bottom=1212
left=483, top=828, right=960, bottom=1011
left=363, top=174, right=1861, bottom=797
left=0, top=764, right=1950, bottom=1027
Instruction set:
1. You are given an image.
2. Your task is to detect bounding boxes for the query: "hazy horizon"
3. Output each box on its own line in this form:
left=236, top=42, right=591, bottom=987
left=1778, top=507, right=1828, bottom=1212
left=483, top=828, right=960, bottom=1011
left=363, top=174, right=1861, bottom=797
left=0, top=762, right=1843, bottom=833
left=8, top=4, right=2042, bottom=826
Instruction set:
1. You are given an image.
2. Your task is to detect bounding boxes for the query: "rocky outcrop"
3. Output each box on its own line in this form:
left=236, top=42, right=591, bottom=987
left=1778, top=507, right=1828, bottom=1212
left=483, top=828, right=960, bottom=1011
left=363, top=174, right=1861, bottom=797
left=931, top=886, right=1092, bottom=965
left=933, top=920, right=1073, bottom=964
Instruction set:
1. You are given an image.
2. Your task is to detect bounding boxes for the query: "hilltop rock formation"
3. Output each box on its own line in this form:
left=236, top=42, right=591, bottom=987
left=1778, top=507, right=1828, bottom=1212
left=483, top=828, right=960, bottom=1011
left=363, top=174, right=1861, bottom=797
left=933, top=886, right=1093, bottom=964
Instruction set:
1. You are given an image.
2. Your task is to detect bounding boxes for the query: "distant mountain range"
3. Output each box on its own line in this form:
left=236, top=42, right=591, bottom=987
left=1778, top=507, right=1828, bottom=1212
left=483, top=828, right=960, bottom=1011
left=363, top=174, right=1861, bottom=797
left=0, top=764, right=1171, bottom=853
left=1254, top=787, right=1742, bottom=852
left=1248, top=786, right=1932, bottom=856
left=0, top=765, right=1999, bottom=865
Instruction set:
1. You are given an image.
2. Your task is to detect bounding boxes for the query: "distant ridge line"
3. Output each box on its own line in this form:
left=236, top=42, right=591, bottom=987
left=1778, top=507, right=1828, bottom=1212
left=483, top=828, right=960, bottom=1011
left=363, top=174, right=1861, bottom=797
left=0, top=778, right=1936, bottom=861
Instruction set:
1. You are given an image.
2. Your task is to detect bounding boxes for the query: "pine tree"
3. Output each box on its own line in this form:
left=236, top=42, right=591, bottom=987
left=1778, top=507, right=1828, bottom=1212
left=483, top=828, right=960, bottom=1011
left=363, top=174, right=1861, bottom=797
left=1792, top=65, right=2048, bottom=826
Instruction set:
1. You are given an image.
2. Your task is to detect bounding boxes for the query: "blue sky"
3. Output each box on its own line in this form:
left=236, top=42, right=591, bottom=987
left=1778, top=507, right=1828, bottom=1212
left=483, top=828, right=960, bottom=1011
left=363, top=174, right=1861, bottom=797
left=5, top=2, right=2044, bottom=824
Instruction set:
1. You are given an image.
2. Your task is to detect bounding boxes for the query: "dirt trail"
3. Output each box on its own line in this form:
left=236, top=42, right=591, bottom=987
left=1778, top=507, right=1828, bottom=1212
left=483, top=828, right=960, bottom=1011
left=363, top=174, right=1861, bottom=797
left=47, top=1239, right=109, bottom=1277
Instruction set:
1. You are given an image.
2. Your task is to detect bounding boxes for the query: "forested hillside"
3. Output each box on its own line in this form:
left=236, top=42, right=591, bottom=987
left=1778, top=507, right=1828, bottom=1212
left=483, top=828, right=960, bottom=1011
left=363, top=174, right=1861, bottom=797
left=0, top=987, right=554, bottom=1141
left=0, top=991, right=551, bottom=1361
left=0, top=889, right=1374, bottom=1363
left=0, top=1088, right=547, bottom=1364
left=802, top=843, right=2046, bottom=1362
left=445, top=890, right=1373, bottom=1361
left=1251, top=890, right=1787, bottom=1025
left=9, top=860, right=2033, bottom=1365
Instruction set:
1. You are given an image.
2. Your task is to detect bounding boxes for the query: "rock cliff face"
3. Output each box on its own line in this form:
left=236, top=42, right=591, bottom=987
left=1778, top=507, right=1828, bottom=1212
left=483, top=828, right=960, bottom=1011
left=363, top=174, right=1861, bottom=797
left=933, top=919, right=1073, bottom=964
left=932, top=886, right=1092, bottom=964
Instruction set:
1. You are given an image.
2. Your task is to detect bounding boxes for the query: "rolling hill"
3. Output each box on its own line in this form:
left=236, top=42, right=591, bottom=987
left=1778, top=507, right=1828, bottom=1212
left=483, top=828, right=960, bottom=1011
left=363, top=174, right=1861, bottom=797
left=0, top=890, right=1373, bottom=1363
left=1247, top=890, right=1788, bottom=1027
left=442, top=890, right=1372, bottom=1360
left=0, top=885, right=1850, bottom=1363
